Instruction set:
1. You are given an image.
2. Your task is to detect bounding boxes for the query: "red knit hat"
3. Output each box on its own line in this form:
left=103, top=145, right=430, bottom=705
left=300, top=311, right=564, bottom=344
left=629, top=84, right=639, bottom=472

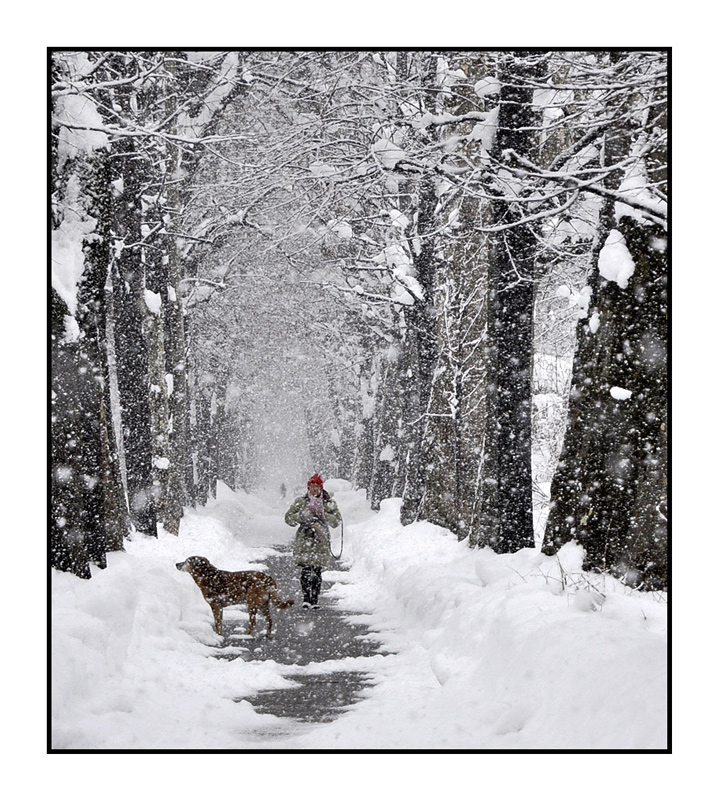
left=307, top=473, right=323, bottom=490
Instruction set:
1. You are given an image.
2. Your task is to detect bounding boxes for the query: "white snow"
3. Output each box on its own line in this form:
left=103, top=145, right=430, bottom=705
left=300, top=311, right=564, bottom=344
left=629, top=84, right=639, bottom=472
left=610, top=386, right=633, bottom=401
left=557, top=283, right=592, bottom=319
left=51, top=481, right=667, bottom=751
left=388, top=208, right=410, bottom=229
left=144, top=289, right=162, bottom=316
left=309, top=161, right=338, bottom=178
left=54, top=92, right=109, bottom=168
left=598, top=230, right=636, bottom=289
left=327, top=219, right=354, bottom=240
left=63, top=314, right=81, bottom=343
left=51, top=173, right=98, bottom=315
left=474, top=75, right=501, bottom=98
left=616, top=157, right=668, bottom=224
left=379, top=444, right=395, bottom=462
left=469, top=105, right=499, bottom=152
left=371, top=137, right=405, bottom=170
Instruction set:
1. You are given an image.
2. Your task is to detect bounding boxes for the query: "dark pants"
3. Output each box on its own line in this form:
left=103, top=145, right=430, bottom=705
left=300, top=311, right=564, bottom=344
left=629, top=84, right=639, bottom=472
left=299, top=565, right=323, bottom=605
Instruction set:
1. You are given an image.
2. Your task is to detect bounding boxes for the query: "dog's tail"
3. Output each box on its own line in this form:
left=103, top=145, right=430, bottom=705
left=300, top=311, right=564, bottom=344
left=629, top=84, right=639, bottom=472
left=269, top=587, right=294, bottom=609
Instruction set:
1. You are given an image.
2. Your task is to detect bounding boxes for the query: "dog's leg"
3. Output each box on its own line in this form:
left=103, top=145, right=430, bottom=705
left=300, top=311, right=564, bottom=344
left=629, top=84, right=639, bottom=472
left=210, top=603, right=223, bottom=635
left=262, top=602, right=273, bottom=639
left=247, top=606, right=257, bottom=636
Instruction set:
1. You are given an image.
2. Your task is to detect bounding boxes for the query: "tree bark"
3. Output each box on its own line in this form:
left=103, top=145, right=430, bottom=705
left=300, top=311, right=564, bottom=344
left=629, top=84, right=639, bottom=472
left=475, top=52, right=543, bottom=553
left=542, top=52, right=668, bottom=588
left=51, top=290, right=95, bottom=578
left=110, top=136, right=157, bottom=536
left=543, top=217, right=667, bottom=587
left=81, top=149, right=130, bottom=553
left=400, top=174, right=440, bottom=525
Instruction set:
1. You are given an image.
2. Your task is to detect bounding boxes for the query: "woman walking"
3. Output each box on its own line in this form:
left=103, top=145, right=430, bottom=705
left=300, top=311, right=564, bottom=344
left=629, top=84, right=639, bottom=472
left=284, top=474, right=342, bottom=608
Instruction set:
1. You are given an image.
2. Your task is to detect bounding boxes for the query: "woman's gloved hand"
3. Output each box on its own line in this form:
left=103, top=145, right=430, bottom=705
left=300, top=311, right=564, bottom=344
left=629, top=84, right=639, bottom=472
left=308, top=496, right=325, bottom=519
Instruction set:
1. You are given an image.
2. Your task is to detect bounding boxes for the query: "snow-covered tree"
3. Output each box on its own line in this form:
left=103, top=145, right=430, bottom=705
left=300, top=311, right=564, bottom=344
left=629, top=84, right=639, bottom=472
left=542, top=51, right=668, bottom=587
left=51, top=50, right=248, bottom=572
left=51, top=49, right=668, bottom=585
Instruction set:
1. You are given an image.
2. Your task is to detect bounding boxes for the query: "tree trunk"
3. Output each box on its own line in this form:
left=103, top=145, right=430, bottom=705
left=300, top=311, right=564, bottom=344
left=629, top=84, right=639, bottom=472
left=400, top=174, right=440, bottom=525
left=162, top=241, right=189, bottom=532
left=542, top=217, right=667, bottom=587
left=445, top=217, right=489, bottom=542
left=51, top=290, right=95, bottom=578
left=160, top=61, right=189, bottom=534
left=182, top=313, right=198, bottom=506
left=82, top=149, right=130, bottom=553
left=51, top=142, right=133, bottom=576
left=110, top=137, right=157, bottom=536
left=475, top=52, right=543, bottom=553
left=352, top=355, right=377, bottom=493
left=368, top=356, right=402, bottom=511
left=542, top=52, right=668, bottom=588
left=193, top=374, right=212, bottom=506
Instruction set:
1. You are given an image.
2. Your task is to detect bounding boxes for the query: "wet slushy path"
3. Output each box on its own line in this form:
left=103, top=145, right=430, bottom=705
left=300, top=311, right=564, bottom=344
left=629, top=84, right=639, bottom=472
left=211, top=547, right=389, bottom=728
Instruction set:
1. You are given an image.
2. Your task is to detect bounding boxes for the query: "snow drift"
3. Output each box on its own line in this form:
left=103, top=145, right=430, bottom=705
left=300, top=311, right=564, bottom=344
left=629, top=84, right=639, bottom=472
left=51, top=482, right=667, bottom=750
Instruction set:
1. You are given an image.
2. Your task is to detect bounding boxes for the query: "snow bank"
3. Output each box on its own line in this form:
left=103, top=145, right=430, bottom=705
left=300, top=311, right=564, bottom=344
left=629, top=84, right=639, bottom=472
left=51, top=485, right=666, bottom=751
left=314, top=498, right=667, bottom=750
left=51, top=498, right=293, bottom=749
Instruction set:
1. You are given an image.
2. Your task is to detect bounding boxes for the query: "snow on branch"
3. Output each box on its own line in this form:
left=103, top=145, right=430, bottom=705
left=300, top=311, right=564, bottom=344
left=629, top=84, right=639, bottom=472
left=499, top=150, right=667, bottom=226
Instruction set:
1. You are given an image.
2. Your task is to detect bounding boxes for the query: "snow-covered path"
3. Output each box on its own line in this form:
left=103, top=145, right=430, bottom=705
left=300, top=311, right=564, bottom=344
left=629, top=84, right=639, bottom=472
left=51, top=481, right=392, bottom=749
left=51, top=481, right=667, bottom=751
left=211, top=545, right=388, bottom=732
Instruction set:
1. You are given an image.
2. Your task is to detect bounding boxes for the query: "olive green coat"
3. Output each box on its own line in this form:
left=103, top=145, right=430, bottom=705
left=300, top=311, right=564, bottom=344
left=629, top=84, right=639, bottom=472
left=285, top=491, right=342, bottom=568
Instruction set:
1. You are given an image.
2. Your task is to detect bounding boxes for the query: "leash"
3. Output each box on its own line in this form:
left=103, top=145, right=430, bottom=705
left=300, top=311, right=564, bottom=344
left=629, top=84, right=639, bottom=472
left=330, top=519, right=344, bottom=560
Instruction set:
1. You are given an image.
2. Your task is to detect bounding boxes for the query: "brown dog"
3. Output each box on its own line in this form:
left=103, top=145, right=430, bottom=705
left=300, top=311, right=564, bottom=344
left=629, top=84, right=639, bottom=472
left=176, top=556, right=293, bottom=638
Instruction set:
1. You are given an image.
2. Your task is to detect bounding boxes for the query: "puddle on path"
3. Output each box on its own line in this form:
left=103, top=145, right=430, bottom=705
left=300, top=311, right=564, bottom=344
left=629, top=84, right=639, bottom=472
left=247, top=672, right=376, bottom=725
left=210, top=548, right=386, bottom=726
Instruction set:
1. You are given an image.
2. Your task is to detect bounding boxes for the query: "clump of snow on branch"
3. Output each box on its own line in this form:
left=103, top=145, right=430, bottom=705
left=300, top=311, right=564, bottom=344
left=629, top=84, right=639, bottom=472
left=144, top=289, right=162, bottom=316
left=379, top=444, right=395, bottom=462
left=53, top=53, right=110, bottom=168
left=63, top=315, right=81, bottom=344
left=556, top=283, right=592, bottom=319
left=616, top=154, right=668, bottom=225
left=52, top=174, right=98, bottom=316
left=54, top=94, right=109, bottom=167
left=178, top=52, right=240, bottom=137
left=598, top=230, right=636, bottom=289
left=309, top=161, right=338, bottom=178
left=372, top=138, right=405, bottom=170
left=389, top=209, right=410, bottom=229
left=375, top=244, right=424, bottom=305
left=469, top=106, right=499, bottom=153
left=327, top=219, right=354, bottom=240
left=437, top=58, right=466, bottom=91
left=474, top=75, right=501, bottom=98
